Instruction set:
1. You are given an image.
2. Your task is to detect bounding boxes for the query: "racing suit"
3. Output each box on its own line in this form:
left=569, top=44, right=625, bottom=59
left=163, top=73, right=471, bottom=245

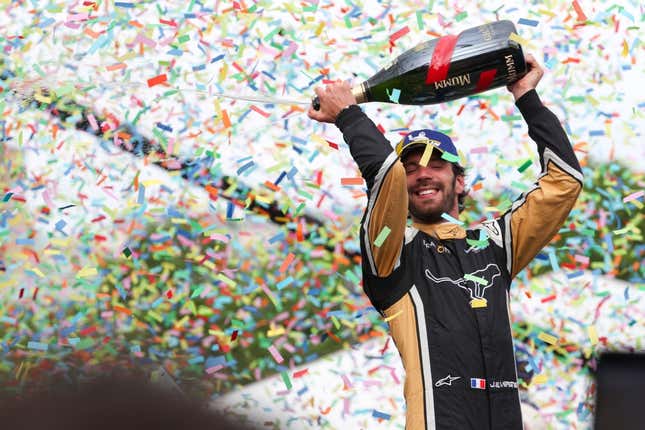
left=334, top=90, right=583, bottom=429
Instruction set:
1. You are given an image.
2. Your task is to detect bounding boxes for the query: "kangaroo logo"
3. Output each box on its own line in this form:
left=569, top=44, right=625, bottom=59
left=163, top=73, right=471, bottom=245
left=425, top=263, right=501, bottom=303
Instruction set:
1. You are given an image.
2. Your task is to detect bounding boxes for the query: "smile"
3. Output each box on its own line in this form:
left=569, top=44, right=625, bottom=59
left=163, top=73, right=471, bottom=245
left=416, top=188, right=440, bottom=197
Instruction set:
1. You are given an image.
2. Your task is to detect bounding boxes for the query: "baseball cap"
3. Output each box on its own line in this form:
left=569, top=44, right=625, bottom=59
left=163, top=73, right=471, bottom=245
left=395, top=129, right=458, bottom=161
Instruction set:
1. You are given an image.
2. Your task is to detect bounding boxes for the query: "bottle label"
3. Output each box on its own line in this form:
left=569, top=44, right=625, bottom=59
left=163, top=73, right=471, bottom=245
left=433, top=73, right=472, bottom=90
left=504, top=54, right=518, bottom=82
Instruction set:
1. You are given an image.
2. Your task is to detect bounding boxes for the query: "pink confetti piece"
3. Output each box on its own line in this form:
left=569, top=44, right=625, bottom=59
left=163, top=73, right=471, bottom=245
left=623, top=190, right=644, bottom=203
left=268, top=344, right=284, bottom=364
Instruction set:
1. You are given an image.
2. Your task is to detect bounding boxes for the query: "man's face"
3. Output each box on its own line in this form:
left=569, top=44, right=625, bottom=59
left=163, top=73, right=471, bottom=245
left=402, top=147, right=465, bottom=224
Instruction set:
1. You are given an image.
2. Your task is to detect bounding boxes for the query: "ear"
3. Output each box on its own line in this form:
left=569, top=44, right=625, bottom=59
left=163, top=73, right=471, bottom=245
left=455, top=173, right=465, bottom=195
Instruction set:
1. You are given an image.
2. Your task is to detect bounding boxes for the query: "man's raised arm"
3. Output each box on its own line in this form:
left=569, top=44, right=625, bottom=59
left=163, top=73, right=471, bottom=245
left=494, top=55, right=584, bottom=279
left=308, top=82, right=408, bottom=277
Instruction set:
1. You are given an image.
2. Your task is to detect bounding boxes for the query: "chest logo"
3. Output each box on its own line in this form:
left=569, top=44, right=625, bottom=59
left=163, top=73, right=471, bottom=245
left=435, top=375, right=461, bottom=387
left=425, top=263, right=501, bottom=305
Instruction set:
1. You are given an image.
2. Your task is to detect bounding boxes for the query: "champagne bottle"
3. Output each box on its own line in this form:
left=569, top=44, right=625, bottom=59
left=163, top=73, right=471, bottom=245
left=312, top=20, right=527, bottom=110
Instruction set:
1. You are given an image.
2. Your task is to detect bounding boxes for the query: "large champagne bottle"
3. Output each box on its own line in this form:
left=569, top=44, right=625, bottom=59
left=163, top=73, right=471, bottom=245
left=312, top=20, right=526, bottom=110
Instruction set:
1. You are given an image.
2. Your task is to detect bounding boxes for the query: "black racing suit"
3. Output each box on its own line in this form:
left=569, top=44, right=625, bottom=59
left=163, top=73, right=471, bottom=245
left=334, top=90, right=583, bottom=429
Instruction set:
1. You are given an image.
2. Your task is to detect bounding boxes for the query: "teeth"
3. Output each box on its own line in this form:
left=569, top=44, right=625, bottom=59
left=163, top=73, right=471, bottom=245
left=418, top=189, right=438, bottom=196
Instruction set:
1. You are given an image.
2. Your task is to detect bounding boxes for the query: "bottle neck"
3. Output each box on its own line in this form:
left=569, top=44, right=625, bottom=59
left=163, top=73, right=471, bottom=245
left=352, top=83, right=367, bottom=104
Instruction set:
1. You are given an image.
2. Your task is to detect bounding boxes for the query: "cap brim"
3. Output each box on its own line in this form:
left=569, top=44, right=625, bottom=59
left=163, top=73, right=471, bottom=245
left=399, top=142, right=444, bottom=158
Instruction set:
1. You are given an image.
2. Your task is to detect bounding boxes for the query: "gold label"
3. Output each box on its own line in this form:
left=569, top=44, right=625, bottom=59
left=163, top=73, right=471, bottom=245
left=478, top=24, right=494, bottom=42
left=504, top=54, right=518, bottom=82
left=433, top=73, right=471, bottom=90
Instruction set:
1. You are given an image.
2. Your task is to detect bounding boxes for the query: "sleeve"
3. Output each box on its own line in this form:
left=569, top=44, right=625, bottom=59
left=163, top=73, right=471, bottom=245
left=335, top=106, right=408, bottom=277
left=497, top=89, right=583, bottom=279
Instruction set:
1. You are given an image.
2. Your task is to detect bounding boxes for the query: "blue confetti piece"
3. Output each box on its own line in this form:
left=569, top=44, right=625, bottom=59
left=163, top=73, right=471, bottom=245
left=28, top=341, right=48, bottom=351
left=137, top=184, right=145, bottom=205
left=440, top=212, right=464, bottom=226
left=210, top=54, right=225, bottom=63
left=114, top=2, right=134, bottom=7
left=518, top=18, right=539, bottom=26
left=276, top=276, right=294, bottom=290
left=372, top=410, right=391, bottom=420
left=268, top=232, right=285, bottom=244
left=236, top=161, right=255, bottom=176
left=548, top=249, right=559, bottom=271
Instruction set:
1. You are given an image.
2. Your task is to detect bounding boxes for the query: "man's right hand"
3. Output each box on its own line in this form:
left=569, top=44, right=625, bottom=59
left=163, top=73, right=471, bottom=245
left=307, top=80, right=357, bottom=123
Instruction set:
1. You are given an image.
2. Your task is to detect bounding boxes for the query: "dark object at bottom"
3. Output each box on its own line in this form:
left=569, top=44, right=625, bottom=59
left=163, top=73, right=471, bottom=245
left=594, top=352, right=645, bottom=430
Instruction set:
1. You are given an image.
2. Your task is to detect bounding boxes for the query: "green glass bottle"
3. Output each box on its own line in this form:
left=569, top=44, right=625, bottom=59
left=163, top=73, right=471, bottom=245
left=312, top=20, right=527, bottom=110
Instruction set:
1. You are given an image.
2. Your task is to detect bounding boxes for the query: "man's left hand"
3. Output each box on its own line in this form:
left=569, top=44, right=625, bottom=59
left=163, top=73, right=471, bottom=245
left=507, top=53, right=544, bottom=101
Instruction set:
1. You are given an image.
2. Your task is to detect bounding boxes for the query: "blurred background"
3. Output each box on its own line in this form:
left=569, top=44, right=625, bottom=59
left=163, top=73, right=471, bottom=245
left=1, top=0, right=643, bottom=428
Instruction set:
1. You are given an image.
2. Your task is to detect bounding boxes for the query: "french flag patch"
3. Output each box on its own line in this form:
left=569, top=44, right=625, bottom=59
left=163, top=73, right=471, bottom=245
left=470, top=378, right=486, bottom=390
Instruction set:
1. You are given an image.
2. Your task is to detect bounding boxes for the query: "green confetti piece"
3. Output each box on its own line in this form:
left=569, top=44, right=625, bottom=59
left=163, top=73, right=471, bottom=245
left=122, top=247, right=132, bottom=258
left=263, top=27, right=281, bottom=42
left=466, top=238, right=489, bottom=248
left=441, top=151, right=460, bottom=163
left=416, top=11, right=424, bottom=30
left=464, top=273, right=489, bottom=285
left=177, top=34, right=190, bottom=43
left=455, top=11, right=468, bottom=21
left=281, top=371, right=292, bottom=390
left=373, top=226, right=391, bottom=247
left=511, top=181, right=530, bottom=191
left=501, top=115, right=522, bottom=122
left=518, top=159, right=533, bottom=173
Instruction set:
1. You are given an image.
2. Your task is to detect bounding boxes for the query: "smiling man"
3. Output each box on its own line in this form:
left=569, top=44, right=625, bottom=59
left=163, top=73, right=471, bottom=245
left=308, top=54, right=583, bottom=430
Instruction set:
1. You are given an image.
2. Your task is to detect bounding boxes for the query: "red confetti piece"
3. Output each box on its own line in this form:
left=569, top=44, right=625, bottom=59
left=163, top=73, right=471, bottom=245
left=249, top=105, right=270, bottom=118
left=147, top=74, right=167, bottom=87
left=389, top=26, right=410, bottom=44
left=541, top=294, right=557, bottom=303
left=293, top=368, right=309, bottom=378
left=572, top=0, right=587, bottom=22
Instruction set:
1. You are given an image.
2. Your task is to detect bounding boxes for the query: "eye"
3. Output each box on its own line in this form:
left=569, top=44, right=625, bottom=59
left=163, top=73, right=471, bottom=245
left=404, top=164, right=418, bottom=174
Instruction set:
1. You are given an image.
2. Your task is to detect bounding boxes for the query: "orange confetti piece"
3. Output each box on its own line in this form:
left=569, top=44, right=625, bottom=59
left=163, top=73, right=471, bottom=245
left=279, top=253, right=296, bottom=273
left=221, top=109, right=231, bottom=128
left=341, top=177, right=364, bottom=186
left=106, top=63, right=127, bottom=71
left=113, top=305, right=132, bottom=316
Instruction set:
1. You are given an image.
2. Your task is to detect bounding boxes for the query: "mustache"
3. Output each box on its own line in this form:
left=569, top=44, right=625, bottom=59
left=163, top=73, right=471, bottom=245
left=413, top=180, right=445, bottom=191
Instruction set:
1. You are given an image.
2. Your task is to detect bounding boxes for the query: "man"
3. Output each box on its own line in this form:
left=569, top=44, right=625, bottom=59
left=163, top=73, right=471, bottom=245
left=308, top=54, right=582, bottom=429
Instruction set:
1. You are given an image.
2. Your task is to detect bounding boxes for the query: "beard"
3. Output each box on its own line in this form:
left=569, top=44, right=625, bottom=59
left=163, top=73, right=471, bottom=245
left=408, top=175, right=458, bottom=224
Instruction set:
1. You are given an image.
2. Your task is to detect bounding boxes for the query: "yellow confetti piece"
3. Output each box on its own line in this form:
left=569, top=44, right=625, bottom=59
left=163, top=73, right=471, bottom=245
left=538, top=331, right=558, bottom=345
left=532, top=374, right=548, bottom=384
left=384, top=310, right=403, bottom=322
left=588, top=325, right=598, bottom=346
left=215, top=273, right=236, bottom=287
left=28, top=266, right=46, bottom=278
left=77, top=267, right=98, bottom=278
left=141, top=179, right=163, bottom=186
left=267, top=326, right=285, bottom=337
left=508, top=32, right=535, bottom=50
left=470, top=298, right=488, bottom=308
left=418, top=144, right=433, bottom=167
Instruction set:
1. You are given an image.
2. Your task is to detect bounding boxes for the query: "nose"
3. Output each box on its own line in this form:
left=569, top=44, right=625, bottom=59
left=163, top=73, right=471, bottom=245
left=415, top=164, right=434, bottom=181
